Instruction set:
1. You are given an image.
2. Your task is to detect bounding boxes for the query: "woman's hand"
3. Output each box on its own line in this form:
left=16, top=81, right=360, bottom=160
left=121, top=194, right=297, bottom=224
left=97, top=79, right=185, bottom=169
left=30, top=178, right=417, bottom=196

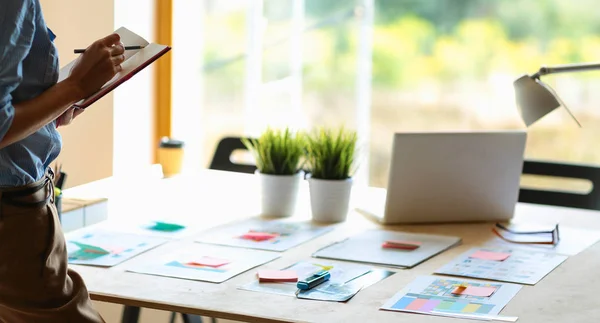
left=66, top=33, right=125, bottom=100
left=55, top=33, right=124, bottom=127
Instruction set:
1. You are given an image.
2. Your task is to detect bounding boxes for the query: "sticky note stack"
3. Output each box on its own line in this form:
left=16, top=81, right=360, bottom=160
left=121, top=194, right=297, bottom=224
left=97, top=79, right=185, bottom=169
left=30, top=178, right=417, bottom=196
left=451, top=285, right=497, bottom=297
left=469, top=250, right=511, bottom=261
left=382, top=240, right=422, bottom=250
left=257, top=270, right=298, bottom=283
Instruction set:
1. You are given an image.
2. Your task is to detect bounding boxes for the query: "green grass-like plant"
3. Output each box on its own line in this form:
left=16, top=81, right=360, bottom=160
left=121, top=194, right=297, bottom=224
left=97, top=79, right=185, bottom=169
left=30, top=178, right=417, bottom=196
left=242, top=128, right=306, bottom=175
left=305, top=127, right=358, bottom=180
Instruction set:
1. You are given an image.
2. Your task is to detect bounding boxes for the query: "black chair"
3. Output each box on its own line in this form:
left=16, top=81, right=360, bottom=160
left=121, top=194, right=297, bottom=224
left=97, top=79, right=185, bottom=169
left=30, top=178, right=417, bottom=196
left=209, top=136, right=257, bottom=174
left=519, top=159, right=600, bottom=210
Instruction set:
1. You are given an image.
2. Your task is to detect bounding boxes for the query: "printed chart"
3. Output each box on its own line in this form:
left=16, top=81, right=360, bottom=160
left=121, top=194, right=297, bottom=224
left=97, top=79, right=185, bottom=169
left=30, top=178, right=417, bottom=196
left=240, top=261, right=372, bottom=298
left=435, top=246, right=568, bottom=285
left=381, top=276, right=521, bottom=320
left=125, top=242, right=280, bottom=283
left=66, top=230, right=168, bottom=267
left=195, top=217, right=333, bottom=252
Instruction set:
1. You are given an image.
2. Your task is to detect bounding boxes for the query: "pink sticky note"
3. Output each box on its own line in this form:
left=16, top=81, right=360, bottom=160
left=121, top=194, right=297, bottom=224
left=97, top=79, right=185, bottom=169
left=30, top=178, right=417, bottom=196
left=241, top=231, right=279, bottom=241
left=452, top=286, right=497, bottom=297
left=382, top=240, right=421, bottom=250
left=257, top=270, right=298, bottom=283
left=186, top=256, right=230, bottom=268
left=469, top=250, right=511, bottom=261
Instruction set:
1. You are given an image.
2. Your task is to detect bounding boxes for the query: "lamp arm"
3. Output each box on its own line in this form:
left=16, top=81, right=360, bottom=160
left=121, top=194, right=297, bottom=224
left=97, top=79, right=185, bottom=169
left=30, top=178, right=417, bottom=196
left=533, top=62, right=600, bottom=79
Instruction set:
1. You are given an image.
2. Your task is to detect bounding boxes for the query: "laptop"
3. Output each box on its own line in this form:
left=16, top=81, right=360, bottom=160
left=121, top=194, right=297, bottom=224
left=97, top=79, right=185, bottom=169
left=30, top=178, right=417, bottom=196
left=357, top=130, right=527, bottom=224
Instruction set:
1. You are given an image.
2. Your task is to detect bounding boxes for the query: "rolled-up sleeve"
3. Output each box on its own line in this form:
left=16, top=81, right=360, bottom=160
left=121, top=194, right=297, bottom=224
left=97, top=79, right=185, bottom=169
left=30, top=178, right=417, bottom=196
left=0, top=0, right=35, bottom=142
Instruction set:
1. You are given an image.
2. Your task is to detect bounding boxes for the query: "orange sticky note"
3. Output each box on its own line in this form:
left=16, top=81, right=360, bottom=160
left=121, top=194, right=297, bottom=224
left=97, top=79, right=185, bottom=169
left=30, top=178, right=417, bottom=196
left=241, top=232, right=279, bottom=241
left=382, top=240, right=421, bottom=250
left=469, top=250, right=511, bottom=261
left=452, top=286, right=496, bottom=297
left=257, top=270, right=298, bottom=283
left=186, top=256, right=230, bottom=268
left=452, top=284, right=467, bottom=294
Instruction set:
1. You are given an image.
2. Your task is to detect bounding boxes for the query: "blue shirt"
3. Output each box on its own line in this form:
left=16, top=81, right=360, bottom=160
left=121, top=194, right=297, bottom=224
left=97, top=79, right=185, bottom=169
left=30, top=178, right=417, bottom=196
left=0, top=0, right=62, bottom=187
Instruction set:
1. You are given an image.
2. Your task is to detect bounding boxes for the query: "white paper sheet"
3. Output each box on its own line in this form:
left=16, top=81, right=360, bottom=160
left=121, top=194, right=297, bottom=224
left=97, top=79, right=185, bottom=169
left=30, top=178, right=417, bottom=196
left=125, top=242, right=280, bottom=283
left=239, top=261, right=372, bottom=298
left=312, top=230, right=461, bottom=268
left=435, top=246, right=568, bottom=285
left=65, top=229, right=168, bottom=267
left=381, top=275, right=521, bottom=320
left=194, top=217, right=333, bottom=252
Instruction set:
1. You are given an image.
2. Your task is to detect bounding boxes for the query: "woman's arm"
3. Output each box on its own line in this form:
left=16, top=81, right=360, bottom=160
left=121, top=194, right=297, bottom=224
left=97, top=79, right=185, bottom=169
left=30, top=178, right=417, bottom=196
left=3, top=35, right=126, bottom=145
left=0, top=0, right=125, bottom=149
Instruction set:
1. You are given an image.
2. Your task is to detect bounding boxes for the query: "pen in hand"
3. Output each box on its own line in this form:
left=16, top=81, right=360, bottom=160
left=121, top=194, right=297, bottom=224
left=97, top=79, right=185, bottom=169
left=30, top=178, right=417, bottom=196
left=74, top=45, right=144, bottom=54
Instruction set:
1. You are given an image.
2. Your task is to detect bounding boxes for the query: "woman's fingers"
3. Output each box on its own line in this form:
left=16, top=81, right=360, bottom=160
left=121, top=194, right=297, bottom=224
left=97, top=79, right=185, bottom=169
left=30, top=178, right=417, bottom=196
left=101, top=33, right=121, bottom=47
left=110, top=42, right=125, bottom=56
left=111, top=54, right=125, bottom=66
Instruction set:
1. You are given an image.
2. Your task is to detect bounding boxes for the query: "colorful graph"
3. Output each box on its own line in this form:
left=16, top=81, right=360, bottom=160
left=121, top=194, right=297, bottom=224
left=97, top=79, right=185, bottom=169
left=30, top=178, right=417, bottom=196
left=421, top=278, right=501, bottom=300
left=196, top=218, right=332, bottom=252
left=239, top=223, right=301, bottom=244
left=165, top=261, right=228, bottom=273
left=435, top=247, right=568, bottom=285
left=392, top=294, right=495, bottom=314
left=395, top=278, right=502, bottom=314
left=68, top=242, right=110, bottom=261
left=381, top=276, right=522, bottom=319
left=125, top=242, right=281, bottom=283
left=68, top=238, right=146, bottom=261
left=65, top=230, right=168, bottom=267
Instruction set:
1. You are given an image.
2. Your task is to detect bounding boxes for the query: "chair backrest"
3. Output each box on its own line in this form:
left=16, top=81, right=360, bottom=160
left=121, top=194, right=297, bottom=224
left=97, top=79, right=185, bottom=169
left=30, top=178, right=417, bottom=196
left=519, top=159, right=600, bottom=210
left=209, top=137, right=257, bottom=174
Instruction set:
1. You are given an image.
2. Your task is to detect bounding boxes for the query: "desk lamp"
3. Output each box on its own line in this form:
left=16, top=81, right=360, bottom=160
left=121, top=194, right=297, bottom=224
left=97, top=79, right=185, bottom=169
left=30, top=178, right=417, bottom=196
left=513, top=62, right=600, bottom=126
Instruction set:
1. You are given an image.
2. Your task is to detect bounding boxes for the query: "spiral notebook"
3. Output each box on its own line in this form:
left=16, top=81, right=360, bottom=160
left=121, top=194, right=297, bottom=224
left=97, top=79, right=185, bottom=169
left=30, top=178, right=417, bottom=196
left=58, top=26, right=171, bottom=109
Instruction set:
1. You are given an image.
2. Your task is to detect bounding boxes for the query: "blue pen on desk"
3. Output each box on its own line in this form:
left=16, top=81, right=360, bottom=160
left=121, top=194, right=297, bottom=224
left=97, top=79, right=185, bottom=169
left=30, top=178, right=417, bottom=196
left=297, top=270, right=330, bottom=290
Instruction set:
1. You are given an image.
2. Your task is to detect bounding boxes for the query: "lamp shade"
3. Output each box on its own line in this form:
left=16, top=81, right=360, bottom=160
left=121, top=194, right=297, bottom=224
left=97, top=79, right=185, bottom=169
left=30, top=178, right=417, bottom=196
left=513, top=75, right=581, bottom=127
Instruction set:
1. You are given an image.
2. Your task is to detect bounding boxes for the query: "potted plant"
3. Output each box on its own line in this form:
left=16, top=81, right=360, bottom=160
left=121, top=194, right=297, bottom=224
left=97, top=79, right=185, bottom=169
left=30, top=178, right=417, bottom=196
left=242, top=127, right=306, bottom=217
left=305, top=127, right=358, bottom=223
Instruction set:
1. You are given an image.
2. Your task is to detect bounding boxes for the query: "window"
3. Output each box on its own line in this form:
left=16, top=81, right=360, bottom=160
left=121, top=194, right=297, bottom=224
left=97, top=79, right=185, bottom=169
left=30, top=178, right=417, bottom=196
left=171, top=0, right=600, bottom=188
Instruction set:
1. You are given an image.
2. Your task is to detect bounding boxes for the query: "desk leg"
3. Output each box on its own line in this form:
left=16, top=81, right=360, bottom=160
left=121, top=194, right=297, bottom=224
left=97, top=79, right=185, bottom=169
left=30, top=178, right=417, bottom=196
left=121, top=306, right=140, bottom=323
left=121, top=305, right=212, bottom=323
left=181, top=314, right=205, bottom=323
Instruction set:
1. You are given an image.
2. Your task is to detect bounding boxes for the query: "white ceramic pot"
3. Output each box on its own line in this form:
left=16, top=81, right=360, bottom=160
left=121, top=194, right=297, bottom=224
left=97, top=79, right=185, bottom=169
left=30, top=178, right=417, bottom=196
left=308, top=177, right=353, bottom=223
left=257, top=170, right=304, bottom=217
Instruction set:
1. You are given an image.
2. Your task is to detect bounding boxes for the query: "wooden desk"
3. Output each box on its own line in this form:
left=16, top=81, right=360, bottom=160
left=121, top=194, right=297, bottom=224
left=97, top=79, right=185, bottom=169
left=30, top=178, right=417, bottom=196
left=65, top=170, right=600, bottom=323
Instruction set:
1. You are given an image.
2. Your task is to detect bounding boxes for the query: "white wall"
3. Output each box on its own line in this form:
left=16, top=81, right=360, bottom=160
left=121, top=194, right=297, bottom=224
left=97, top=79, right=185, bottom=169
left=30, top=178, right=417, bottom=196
left=113, top=0, right=156, bottom=177
left=171, top=0, right=205, bottom=173
left=40, top=0, right=115, bottom=188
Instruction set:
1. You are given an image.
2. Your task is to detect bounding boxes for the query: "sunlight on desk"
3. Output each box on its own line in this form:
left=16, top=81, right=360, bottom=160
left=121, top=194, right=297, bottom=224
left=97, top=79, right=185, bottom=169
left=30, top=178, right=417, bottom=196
left=62, top=170, right=600, bottom=323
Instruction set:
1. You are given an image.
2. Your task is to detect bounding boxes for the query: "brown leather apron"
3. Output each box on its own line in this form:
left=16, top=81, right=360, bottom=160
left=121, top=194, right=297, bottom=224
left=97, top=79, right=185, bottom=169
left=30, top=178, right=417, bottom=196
left=0, top=169, right=104, bottom=323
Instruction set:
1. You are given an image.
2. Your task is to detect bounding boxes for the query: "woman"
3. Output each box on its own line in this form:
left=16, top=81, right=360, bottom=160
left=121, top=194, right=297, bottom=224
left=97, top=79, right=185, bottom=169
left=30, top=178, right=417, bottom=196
left=0, top=0, right=125, bottom=321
